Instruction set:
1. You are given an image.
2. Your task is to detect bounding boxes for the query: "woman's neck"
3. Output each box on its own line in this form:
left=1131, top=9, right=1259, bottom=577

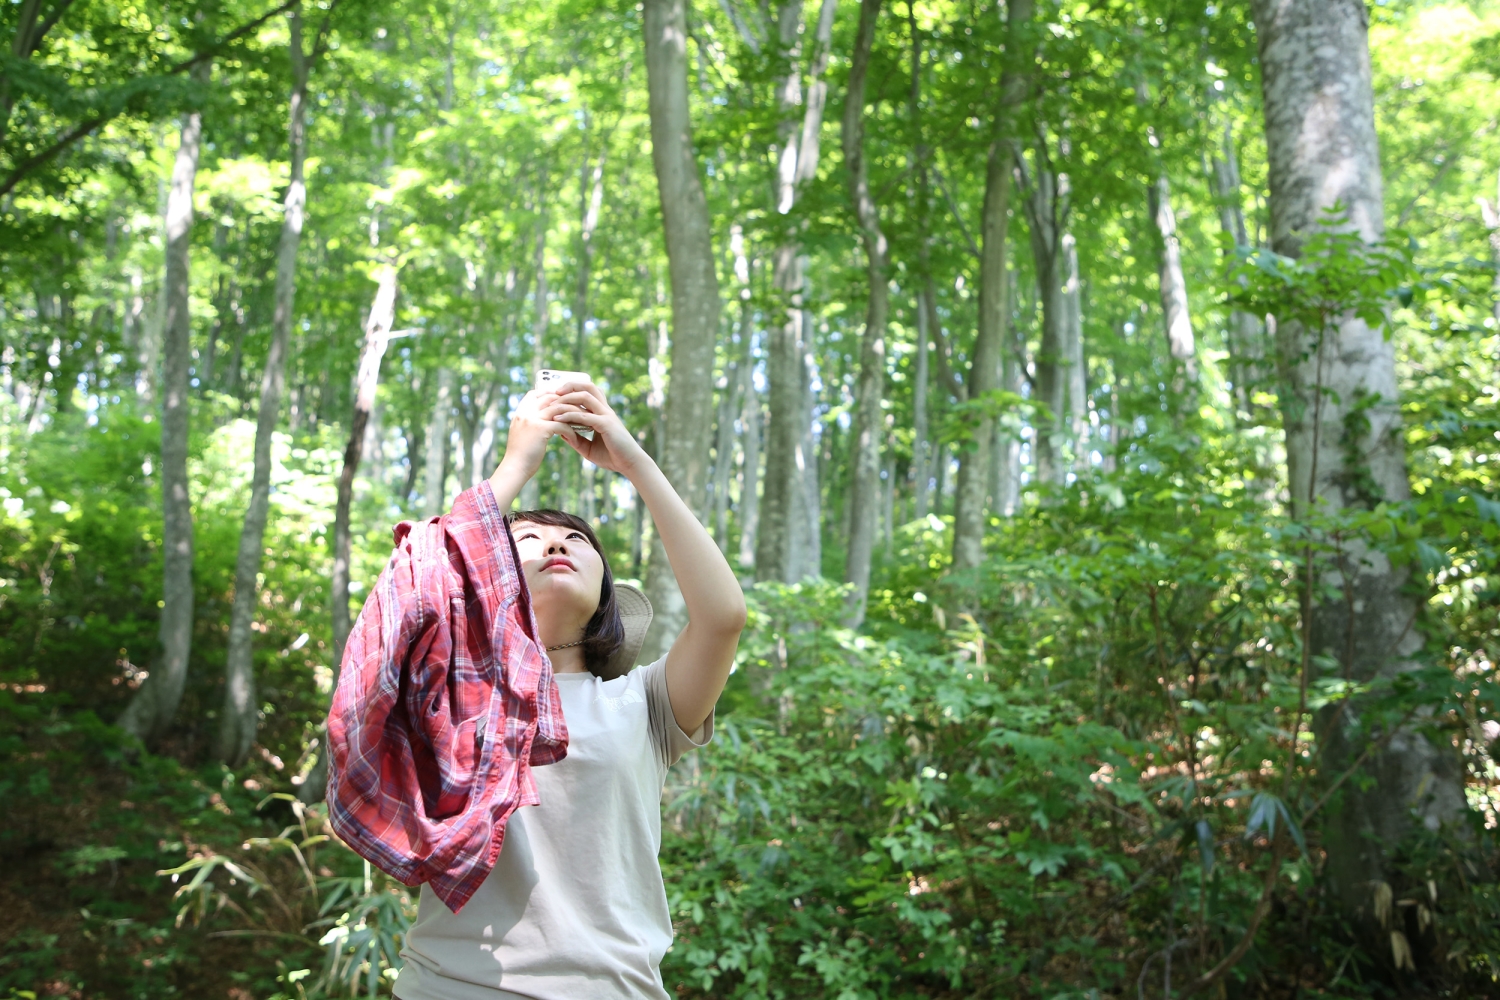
left=547, top=645, right=588, bottom=674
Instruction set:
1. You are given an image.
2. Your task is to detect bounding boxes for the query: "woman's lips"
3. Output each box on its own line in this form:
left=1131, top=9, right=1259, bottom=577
left=540, top=556, right=576, bottom=572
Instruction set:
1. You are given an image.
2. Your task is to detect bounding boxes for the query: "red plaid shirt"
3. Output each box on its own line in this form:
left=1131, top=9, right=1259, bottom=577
left=326, top=480, right=568, bottom=913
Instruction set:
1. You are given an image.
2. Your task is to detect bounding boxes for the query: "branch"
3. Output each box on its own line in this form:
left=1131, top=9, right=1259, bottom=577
left=0, top=0, right=299, bottom=199
left=27, top=0, right=79, bottom=57
left=1176, top=837, right=1287, bottom=998
left=929, top=162, right=980, bottom=259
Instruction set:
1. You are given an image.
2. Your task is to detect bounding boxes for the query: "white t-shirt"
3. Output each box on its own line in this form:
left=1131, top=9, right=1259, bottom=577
left=394, top=656, right=712, bottom=1000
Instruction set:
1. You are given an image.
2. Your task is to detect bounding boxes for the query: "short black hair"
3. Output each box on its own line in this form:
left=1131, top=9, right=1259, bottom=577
left=505, top=509, right=626, bottom=679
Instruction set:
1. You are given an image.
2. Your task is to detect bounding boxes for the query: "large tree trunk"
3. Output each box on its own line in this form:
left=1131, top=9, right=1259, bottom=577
left=218, top=11, right=310, bottom=766
left=641, top=0, right=724, bottom=661
left=840, top=0, right=887, bottom=626
left=118, top=76, right=206, bottom=743
left=1251, top=0, right=1467, bottom=917
left=951, top=0, right=1031, bottom=568
left=755, top=0, right=836, bottom=584
left=299, top=263, right=398, bottom=803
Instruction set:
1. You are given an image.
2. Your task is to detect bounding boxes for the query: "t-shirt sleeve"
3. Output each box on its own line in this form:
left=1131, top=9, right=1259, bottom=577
left=638, top=655, right=714, bottom=770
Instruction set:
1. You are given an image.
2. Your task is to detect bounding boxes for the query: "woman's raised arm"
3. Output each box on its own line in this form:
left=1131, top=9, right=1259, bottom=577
left=547, top=381, right=746, bottom=734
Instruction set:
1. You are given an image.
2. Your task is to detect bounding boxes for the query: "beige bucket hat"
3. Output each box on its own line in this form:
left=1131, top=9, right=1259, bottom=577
left=602, top=582, right=653, bottom=680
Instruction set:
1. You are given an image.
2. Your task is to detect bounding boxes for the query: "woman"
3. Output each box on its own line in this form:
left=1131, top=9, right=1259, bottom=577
left=393, top=378, right=746, bottom=1000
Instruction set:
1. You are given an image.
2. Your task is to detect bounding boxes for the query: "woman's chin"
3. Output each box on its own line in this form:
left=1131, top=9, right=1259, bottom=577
left=528, top=581, right=596, bottom=623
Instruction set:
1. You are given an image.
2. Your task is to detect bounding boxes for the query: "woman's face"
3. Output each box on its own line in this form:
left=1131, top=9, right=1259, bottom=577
left=511, top=520, right=607, bottom=640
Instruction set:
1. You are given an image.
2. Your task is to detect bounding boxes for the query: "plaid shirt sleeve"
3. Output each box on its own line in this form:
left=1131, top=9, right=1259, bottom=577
left=326, top=480, right=568, bottom=914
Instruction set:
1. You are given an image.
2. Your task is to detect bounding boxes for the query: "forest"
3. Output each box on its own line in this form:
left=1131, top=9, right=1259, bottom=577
left=3, top=0, right=1500, bottom=995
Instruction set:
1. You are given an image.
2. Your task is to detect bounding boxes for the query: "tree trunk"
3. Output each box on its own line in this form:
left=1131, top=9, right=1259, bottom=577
left=711, top=361, right=738, bottom=552
left=1252, top=0, right=1467, bottom=916
left=952, top=0, right=1031, bottom=568
left=299, top=262, right=398, bottom=803
left=218, top=11, right=310, bottom=766
left=118, top=75, right=206, bottom=743
left=1018, top=143, right=1070, bottom=488
left=995, top=265, right=1022, bottom=515
left=520, top=192, right=549, bottom=511
left=756, top=0, right=837, bottom=584
left=641, top=0, right=724, bottom=661
left=1478, top=164, right=1500, bottom=329
left=1062, top=230, right=1086, bottom=449
left=1148, top=175, right=1196, bottom=378
left=840, top=0, right=887, bottom=627
left=906, top=5, right=932, bottom=520
left=423, top=367, right=454, bottom=518
left=1209, top=109, right=1267, bottom=415
left=737, top=304, right=762, bottom=569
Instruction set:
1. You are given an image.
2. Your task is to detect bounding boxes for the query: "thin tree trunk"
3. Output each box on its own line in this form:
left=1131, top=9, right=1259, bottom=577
left=906, top=3, right=932, bottom=520
left=218, top=10, right=310, bottom=766
left=1252, top=0, right=1467, bottom=916
left=1209, top=108, right=1267, bottom=415
left=299, top=263, right=397, bottom=803
left=640, top=0, right=724, bottom=659
left=711, top=357, right=738, bottom=551
left=1017, top=141, right=1069, bottom=488
left=118, top=71, right=207, bottom=743
left=1148, top=175, right=1196, bottom=378
left=952, top=0, right=1031, bottom=568
left=737, top=304, right=762, bottom=569
left=520, top=189, right=549, bottom=511
left=423, top=368, right=454, bottom=517
left=756, top=0, right=837, bottom=583
left=840, top=0, right=888, bottom=627
left=995, top=264, right=1021, bottom=514
left=1062, top=230, right=1086, bottom=449
left=1478, top=165, right=1500, bottom=329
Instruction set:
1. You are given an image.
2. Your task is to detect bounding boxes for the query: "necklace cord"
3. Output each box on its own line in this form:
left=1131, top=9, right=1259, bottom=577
left=546, top=638, right=586, bottom=651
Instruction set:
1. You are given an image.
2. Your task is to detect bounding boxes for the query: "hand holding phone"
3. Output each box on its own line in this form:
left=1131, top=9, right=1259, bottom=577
left=534, top=369, right=596, bottom=440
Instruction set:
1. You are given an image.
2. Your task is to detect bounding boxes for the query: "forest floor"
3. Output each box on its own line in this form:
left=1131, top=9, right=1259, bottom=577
left=1, top=693, right=322, bottom=1000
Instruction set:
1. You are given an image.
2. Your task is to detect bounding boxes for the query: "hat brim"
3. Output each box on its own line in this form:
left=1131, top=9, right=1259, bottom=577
left=602, top=582, right=653, bottom=680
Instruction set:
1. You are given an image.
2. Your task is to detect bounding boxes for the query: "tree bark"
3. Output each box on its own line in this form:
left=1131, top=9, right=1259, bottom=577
left=1017, top=142, right=1070, bottom=488
left=1479, top=164, right=1500, bottom=329
left=218, top=10, right=310, bottom=766
left=423, top=367, right=454, bottom=518
left=641, top=0, right=724, bottom=661
left=737, top=298, right=762, bottom=569
left=1251, top=0, right=1468, bottom=914
left=756, top=0, right=836, bottom=583
left=904, top=6, right=931, bottom=520
left=299, top=262, right=397, bottom=803
left=118, top=72, right=207, bottom=743
left=840, top=0, right=887, bottom=626
left=519, top=188, right=549, bottom=511
left=1148, top=174, right=1196, bottom=378
left=1209, top=108, right=1267, bottom=415
left=952, top=0, right=1031, bottom=568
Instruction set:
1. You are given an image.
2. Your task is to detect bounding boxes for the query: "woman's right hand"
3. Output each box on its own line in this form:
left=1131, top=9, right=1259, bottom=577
left=488, top=389, right=574, bottom=509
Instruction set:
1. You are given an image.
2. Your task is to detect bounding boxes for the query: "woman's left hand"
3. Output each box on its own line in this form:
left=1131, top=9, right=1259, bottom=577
left=545, top=381, right=650, bottom=477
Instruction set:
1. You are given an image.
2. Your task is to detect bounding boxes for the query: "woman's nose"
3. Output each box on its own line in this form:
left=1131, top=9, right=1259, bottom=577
left=547, top=539, right=567, bottom=554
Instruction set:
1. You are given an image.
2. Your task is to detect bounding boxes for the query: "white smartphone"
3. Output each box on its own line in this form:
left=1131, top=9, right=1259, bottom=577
left=534, top=369, right=595, bottom=440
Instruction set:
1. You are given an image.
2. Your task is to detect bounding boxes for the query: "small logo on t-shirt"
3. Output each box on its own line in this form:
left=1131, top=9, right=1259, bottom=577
left=600, top=688, right=645, bottom=713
